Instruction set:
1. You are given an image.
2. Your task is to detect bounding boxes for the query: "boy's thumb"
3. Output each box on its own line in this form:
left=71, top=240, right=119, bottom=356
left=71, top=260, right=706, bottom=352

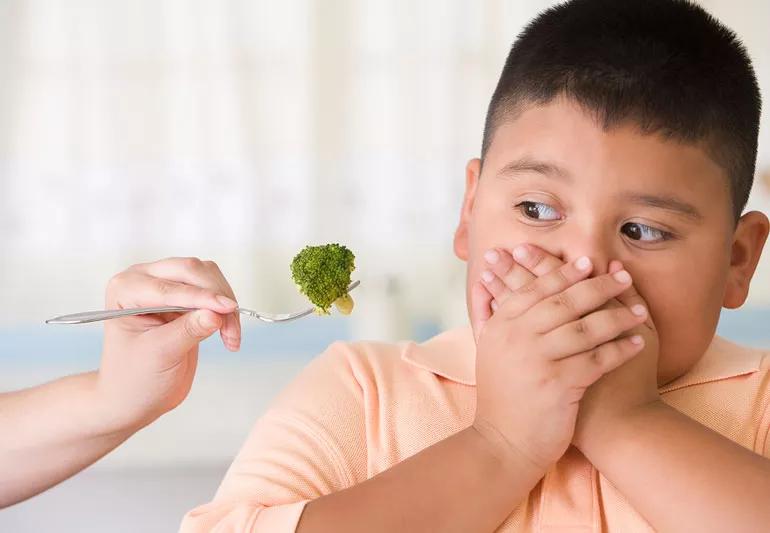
left=470, top=281, right=493, bottom=344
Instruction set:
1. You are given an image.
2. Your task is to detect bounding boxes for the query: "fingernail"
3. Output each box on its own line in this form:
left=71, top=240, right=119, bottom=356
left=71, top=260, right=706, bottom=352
left=575, top=256, right=592, bottom=271
left=481, top=270, right=494, bottom=283
left=484, top=249, right=500, bottom=264
left=631, top=304, right=647, bottom=317
left=613, top=270, right=631, bottom=284
left=222, top=334, right=240, bottom=350
left=513, top=245, right=528, bottom=262
left=630, top=335, right=644, bottom=345
left=217, top=295, right=237, bottom=309
left=491, top=300, right=499, bottom=312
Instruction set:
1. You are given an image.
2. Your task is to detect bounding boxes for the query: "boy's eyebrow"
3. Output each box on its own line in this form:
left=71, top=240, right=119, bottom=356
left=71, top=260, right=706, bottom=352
left=495, top=157, right=572, bottom=182
left=620, top=193, right=704, bottom=221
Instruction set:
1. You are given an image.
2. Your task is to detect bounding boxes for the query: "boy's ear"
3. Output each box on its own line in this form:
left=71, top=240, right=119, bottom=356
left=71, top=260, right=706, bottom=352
left=454, top=158, right=481, bottom=261
left=723, top=211, right=770, bottom=309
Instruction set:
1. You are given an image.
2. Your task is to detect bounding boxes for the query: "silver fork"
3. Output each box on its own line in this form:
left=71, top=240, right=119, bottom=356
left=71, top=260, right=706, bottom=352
left=46, top=280, right=360, bottom=325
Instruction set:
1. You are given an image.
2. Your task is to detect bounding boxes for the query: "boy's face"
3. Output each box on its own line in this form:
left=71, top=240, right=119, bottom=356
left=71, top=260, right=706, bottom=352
left=455, top=97, right=768, bottom=385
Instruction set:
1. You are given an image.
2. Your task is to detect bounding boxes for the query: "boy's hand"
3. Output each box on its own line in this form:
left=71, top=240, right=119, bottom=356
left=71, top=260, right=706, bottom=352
left=97, top=257, right=241, bottom=432
left=478, top=245, right=661, bottom=452
left=469, top=250, right=648, bottom=472
left=572, top=260, right=661, bottom=451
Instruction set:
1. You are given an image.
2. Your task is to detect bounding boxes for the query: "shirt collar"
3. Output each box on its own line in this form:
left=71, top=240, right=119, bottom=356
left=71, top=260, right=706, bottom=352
left=401, top=326, right=477, bottom=385
left=658, top=335, right=765, bottom=393
left=402, top=326, right=765, bottom=391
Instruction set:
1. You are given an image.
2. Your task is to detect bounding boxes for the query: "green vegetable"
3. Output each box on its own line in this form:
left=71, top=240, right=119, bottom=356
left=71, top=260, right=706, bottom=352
left=290, top=243, right=356, bottom=315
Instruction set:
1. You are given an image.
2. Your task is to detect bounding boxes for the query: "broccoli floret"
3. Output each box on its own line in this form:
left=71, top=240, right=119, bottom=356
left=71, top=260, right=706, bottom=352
left=290, top=243, right=356, bottom=315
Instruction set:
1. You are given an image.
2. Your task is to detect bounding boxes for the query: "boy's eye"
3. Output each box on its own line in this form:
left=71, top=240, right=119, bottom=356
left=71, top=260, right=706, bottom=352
left=515, top=201, right=561, bottom=221
left=621, top=222, right=671, bottom=243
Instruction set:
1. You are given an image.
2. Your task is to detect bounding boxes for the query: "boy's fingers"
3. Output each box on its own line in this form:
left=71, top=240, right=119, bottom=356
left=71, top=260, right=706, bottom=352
left=480, top=266, right=511, bottom=302
left=529, top=269, right=637, bottom=332
left=608, top=261, right=655, bottom=331
left=511, top=244, right=566, bottom=277
left=481, top=244, right=565, bottom=308
left=470, top=280, right=494, bottom=344
left=497, top=256, right=594, bottom=319
left=482, top=248, right=536, bottom=305
left=558, top=335, right=645, bottom=388
left=545, top=302, right=648, bottom=357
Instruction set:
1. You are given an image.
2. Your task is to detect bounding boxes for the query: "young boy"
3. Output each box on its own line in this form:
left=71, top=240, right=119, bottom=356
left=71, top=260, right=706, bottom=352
left=180, top=0, right=770, bottom=531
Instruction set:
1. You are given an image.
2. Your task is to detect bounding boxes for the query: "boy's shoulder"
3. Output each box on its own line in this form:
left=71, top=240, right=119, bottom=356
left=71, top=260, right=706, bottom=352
left=660, top=336, right=768, bottom=395
left=332, top=331, right=770, bottom=389
left=324, top=326, right=477, bottom=386
left=660, top=336, right=770, bottom=454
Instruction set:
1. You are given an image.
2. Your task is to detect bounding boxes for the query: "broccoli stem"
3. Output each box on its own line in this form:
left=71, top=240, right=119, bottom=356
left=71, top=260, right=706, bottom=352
left=333, top=294, right=354, bottom=315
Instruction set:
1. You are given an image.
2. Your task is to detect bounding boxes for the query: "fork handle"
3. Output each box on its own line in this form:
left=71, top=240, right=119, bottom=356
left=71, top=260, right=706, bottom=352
left=47, top=280, right=361, bottom=325
left=46, top=306, right=195, bottom=324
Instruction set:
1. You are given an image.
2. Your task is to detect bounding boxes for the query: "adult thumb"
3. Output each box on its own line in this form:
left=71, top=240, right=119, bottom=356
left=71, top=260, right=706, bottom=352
left=150, top=309, right=223, bottom=355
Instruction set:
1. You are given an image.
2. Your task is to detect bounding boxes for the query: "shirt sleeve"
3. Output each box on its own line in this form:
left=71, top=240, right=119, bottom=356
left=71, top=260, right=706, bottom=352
left=179, top=341, right=369, bottom=532
left=761, top=397, right=770, bottom=459
left=759, top=354, right=770, bottom=459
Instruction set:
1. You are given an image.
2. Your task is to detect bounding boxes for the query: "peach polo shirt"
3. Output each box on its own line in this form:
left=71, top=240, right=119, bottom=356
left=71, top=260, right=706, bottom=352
left=179, top=327, right=770, bottom=532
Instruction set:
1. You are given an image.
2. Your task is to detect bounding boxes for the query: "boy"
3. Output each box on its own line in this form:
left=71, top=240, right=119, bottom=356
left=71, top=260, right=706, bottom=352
left=181, top=0, right=770, bottom=531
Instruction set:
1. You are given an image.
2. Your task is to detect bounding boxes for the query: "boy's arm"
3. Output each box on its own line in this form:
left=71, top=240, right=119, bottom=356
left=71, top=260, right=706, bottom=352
left=577, top=400, right=770, bottom=533
left=298, top=426, right=544, bottom=533
left=0, top=258, right=240, bottom=509
left=184, top=256, right=646, bottom=532
left=575, top=261, right=770, bottom=532
left=494, top=246, right=770, bottom=532
left=180, top=342, right=547, bottom=533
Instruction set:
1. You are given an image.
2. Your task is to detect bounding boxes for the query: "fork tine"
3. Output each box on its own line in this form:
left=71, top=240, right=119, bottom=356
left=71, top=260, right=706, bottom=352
left=238, top=307, right=314, bottom=323
left=240, top=279, right=361, bottom=323
left=268, top=308, right=315, bottom=322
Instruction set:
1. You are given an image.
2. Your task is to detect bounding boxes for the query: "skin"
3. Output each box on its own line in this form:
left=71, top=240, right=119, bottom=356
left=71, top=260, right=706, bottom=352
left=0, top=258, right=242, bottom=508
left=456, top=97, right=768, bottom=387
left=299, top=95, right=769, bottom=531
left=299, top=255, right=648, bottom=533
left=8, top=95, right=767, bottom=529
left=482, top=247, right=770, bottom=532
left=454, top=96, right=770, bottom=532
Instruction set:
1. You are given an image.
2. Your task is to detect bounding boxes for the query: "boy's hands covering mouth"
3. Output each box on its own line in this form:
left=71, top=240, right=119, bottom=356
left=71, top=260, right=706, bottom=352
left=469, top=245, right=651, bottom=472
left=473, top=244, right=661, bottom=462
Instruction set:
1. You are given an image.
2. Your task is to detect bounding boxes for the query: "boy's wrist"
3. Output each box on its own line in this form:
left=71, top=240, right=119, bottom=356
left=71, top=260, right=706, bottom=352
left=464, top=422, right=550, bottom=482
left=574, top=399, right=668, bottom=458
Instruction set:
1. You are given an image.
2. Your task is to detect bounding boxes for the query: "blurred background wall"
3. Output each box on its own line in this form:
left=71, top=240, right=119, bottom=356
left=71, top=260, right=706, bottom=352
left=1, top=1, right=769, bottom=531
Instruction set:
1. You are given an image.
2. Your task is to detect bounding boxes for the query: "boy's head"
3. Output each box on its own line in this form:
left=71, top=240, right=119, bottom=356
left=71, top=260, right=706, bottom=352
left=454, top=0, right=769, bottom=384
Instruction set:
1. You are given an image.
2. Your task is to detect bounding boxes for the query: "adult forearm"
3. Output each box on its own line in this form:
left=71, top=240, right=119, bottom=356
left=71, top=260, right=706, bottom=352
left=0, top=371, right=140, bottom=508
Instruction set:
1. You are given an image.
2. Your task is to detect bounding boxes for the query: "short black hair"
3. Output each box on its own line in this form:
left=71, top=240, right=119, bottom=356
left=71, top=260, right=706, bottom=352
left=482, top=0, right=761, bottom=220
